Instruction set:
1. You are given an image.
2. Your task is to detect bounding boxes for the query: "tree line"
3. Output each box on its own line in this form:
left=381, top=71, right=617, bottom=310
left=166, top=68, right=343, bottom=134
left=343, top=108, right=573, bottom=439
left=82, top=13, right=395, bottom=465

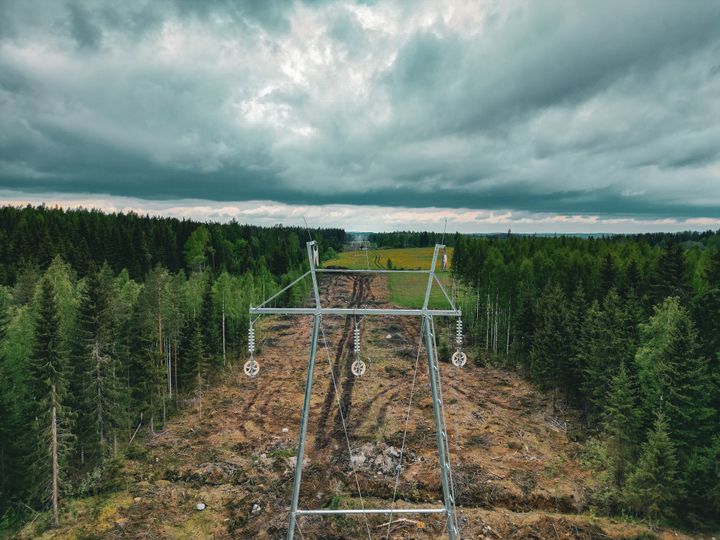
left=0, top=204, right=344, bottom=284
left=452, top=231, right=720, bottom=526
left=368, top=230, right=457, bottom=248
left=0, top=205, right=339, bottom=528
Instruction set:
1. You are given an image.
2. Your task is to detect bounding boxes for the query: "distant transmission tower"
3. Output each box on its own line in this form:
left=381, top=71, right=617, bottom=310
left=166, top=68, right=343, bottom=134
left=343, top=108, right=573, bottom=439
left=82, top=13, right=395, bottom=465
left=248, top=242, right=464, bottom=540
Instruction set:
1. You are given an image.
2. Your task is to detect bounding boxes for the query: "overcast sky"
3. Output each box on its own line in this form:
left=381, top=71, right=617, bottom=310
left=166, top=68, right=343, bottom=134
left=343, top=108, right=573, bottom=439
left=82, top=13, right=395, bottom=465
left=1, top=0, right=719, bottom=233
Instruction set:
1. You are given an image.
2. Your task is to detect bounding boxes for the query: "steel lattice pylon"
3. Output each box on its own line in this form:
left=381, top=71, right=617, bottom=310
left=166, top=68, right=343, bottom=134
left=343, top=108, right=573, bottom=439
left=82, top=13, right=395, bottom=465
left=249, top=242, right=461, bottom=540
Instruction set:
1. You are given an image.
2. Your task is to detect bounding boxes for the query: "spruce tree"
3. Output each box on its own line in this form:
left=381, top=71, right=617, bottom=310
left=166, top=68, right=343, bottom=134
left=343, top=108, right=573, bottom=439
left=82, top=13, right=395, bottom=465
left=529, top=284, right=573, bottom=412
left=27, top=279, right=74, bottom=524
left=183, top=319, right=206, bottom=393
left=635, top=298, right=716, bottom=456
left=0, top=295, right=11, bottom=502
left=624, top=412, right=680, bottom=521
left=681, top=435, right=720, bottom=525
left=577, top=300, right=604, bottom=415
left=624, top=259, right=642, bottom=297
left=71, top=270, right=121, bottom=466
left=199, top=275, right=219, bottom=368
left=599, top=253, right=616, bottom=298
left=579, top=291, right=639, bottom=419
left=706, top=247, right=720, bottom=288
left=692, top=247, right=720, bottom=361
left=126, top=300, right=161, bottom=427
left=603, top=362, right=641, bottom=485
left=649, top=240, right=688, bottom=305
left=514, top=284, right=536, bottom=360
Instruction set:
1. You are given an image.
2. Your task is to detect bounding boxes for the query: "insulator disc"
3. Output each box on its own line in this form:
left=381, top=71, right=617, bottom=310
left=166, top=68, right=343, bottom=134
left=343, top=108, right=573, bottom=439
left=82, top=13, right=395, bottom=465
left=351, top=359, right=366, bottom=377
left=244, top=359, right=260, bottom=377
left=451, top=351, right=467, bottom=368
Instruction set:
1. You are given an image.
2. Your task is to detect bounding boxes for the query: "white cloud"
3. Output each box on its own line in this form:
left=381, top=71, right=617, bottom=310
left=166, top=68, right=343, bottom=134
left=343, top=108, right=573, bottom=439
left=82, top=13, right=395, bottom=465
left=1, top=190, right=717, bottom=234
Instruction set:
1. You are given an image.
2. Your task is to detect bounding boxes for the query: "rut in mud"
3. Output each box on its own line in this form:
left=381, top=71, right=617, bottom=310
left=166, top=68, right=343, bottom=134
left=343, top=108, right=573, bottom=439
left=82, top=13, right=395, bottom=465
left=315, top=274, right=375, bottom=449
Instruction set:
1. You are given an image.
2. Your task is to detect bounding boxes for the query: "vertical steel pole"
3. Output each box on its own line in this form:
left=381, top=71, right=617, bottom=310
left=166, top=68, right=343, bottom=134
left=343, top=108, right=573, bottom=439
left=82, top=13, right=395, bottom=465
left=424, top=314, right=458, bottom=539
left=287, top=314, right=321, bottom=540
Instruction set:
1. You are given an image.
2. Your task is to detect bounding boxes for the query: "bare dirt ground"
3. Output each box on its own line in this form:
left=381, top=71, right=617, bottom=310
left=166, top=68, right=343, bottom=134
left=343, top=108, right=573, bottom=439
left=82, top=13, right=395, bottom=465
left=19, top=273, right=694, bottom=539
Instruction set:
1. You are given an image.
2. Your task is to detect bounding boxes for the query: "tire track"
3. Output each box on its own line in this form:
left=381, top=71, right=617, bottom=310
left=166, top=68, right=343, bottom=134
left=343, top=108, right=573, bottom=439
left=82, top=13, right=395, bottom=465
left=314, top=273, right=373, bottom=449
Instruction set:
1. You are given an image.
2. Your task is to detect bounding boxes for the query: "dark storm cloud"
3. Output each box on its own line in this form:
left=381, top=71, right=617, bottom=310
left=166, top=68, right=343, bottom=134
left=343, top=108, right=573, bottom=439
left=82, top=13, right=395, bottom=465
left=383, top=2, right=720, bottom=137
left=67, top=3, right=102, bottom=49
left=0, top=0, right=718, bottom=221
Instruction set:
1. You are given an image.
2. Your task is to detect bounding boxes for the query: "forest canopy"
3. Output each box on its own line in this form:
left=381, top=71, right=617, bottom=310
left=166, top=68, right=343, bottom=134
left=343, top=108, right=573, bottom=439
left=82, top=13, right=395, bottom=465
left=0, top=206, right=718, bottom=530
left=0, top=205, right=343, bottom=527
left=451, top=230, right=720, bottom=526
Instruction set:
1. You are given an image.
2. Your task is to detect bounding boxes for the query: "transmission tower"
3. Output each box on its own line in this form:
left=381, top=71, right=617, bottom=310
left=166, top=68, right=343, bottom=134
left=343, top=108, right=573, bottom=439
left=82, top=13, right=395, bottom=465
left=248, top=242, right=463, bottom=540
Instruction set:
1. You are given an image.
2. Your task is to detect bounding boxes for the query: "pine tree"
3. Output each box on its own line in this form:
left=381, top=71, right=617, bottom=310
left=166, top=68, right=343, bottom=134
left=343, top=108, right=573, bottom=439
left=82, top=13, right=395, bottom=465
left=623, top=412, right=680, bottom=521
left=603, top=362, right=641, bottom=485
left=27, top=279, right=74, bottom=524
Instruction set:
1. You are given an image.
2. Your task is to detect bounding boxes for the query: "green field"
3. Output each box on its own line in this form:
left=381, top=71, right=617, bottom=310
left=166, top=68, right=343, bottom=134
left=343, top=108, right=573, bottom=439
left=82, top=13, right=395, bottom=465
left=325, top=246, right=453, bottom=271
left=325, top=247, right=455, bottom=308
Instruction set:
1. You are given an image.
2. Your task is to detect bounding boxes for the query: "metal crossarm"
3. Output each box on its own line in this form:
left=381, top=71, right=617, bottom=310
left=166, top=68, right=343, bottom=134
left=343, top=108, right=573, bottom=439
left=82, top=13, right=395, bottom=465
left=317, top=268, right=429, bottom=274
left=251, top=242, right=460, bottom=540
left=250, top=307, right=461, bottom=316
left=296, top=508, right=447, bottom=515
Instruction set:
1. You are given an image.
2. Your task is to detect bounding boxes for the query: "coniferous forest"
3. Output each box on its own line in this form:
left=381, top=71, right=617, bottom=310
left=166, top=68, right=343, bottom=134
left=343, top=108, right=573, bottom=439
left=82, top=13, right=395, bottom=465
left=452, top=231, right=720, bottom=527
left=0, top=205, right=344, bottom=527
left=1, top=205, right=719, bottom=531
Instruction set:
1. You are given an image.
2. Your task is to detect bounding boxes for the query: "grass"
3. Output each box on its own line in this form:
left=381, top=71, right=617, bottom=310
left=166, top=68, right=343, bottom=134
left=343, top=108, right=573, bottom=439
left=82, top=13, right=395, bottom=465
left=387, top=272, right=454, bottom=309
left=267, top=447, right=297, bottom=459
left=14, top=491, right=134, bottom=539
left=325, top=247, right=456, bottom=308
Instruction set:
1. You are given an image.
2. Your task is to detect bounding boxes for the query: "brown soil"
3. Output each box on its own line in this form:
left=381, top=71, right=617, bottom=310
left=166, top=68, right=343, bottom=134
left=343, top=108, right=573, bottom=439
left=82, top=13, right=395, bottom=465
left=18, top=273, right=695, bottom=539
